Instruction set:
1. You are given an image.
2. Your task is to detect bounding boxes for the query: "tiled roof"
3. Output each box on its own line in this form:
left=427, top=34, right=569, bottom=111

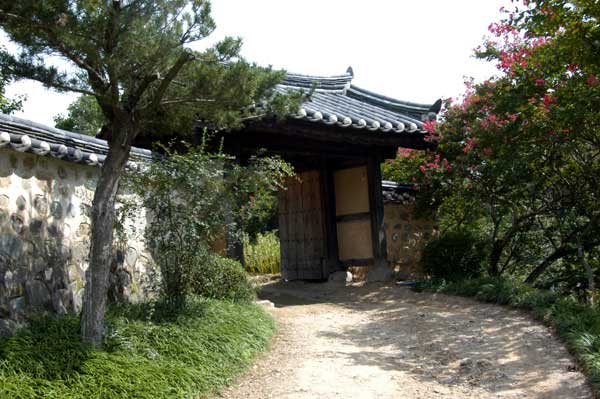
left=0, top=113, right=152, bottom=167
left=382, top=180, right=417, bottom=204
left=277, top=68, right=441, bottom=134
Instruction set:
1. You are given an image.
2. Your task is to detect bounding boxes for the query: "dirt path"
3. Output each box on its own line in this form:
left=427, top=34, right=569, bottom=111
left=219, top=281, right=592, bottom=399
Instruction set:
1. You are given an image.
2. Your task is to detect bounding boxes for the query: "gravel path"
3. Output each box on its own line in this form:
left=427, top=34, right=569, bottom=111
left=218, top=281, right=592, bottom=399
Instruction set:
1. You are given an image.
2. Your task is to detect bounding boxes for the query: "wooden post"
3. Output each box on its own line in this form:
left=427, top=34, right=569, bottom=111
left=367, top=153, right=388, bottom=267
left=321, top=160, right=340, bottom=274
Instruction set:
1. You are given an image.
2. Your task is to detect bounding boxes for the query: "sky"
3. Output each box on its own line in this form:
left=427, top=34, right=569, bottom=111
left=3, top=0, right=512, bottom=127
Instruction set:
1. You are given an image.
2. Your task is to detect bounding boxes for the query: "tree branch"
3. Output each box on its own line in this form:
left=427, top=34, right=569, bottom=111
left=2, top=12, right=107, bottom=91
left=159, top=97, right=216, bottom=106
left=150, top=51, right=194, bottom=109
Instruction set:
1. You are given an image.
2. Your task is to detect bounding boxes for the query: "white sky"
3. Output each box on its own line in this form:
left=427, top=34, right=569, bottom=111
left=4, top=0, right=511, bottom=127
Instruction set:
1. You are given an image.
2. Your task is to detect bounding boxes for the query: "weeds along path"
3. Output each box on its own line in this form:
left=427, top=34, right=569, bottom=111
left=219, top=281, right=592, bottom=399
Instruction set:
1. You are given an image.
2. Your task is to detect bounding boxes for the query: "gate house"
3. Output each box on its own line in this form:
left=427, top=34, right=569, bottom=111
left=221, top=68, right=440, bottom=280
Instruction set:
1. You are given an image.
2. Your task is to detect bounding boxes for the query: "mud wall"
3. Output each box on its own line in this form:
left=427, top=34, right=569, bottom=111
left=0, top=149, right=153, bottom=336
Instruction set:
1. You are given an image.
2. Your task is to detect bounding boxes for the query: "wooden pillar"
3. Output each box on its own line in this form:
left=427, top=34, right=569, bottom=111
left=367, top=153, right=388, bottom=267
left=320, top=160, right=340, bottom=274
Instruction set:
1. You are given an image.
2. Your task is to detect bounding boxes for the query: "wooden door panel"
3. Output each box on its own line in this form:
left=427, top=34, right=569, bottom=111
left=278, top=170, right=326, bottom=280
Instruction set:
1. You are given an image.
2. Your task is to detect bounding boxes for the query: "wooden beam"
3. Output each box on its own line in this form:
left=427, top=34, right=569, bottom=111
left=367, top=153, right=388, bottom=267
left=336, top=212, right=371, bottom=223
left=247, top=119, right=434, bottom=151
left=321, top=160, right=340, bottom=274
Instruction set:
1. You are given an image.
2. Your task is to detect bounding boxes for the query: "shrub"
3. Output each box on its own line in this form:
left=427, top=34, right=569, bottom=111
left=244, top=231, right=281, bottom=275
left=192, top=255, right=256, bottom=303
left=420, top=229, right=486, bottom=280
left=122, top=146, right=293, bottom=303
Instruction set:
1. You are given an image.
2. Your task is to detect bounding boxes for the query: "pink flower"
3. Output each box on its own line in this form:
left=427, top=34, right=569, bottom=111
left=463, top=138, right=476, bottom=154
left=542, top=93, right=556, bottom=107
left=423, top=120, right=437, bottom=134
left=419, top=165, right=426, bottom=173
left=535, top=78, right=545, bottom=86
left=567, top=64, right=579, bottom=73
left=397, top=148, right=413, bottom=157
left=483, top=148, right=493, bottom=156
left=587, top=74, right=597, bottom=86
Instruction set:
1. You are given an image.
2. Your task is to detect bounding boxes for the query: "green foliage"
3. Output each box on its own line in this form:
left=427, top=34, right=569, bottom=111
left=420, top=230, right=486, bottom=281
left=192, top=256, right=256, bottom=302
left=123, top=145, right=293, bottom=302
left=244, top=231, right=281, bottom=275
left=240, top=189, right=279, bottom=240
left=0, top=62, right=23, bottom=114
left=381, top=148, right=430, bottom=183
left=416, top=277, right=600, bottom=394
left=0, top=298, right=275, bottom=399
left=53, top=95, right=104, bottom=136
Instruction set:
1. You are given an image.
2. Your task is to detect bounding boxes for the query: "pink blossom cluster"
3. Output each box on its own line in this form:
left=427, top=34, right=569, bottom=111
left=488, top=22, right=518, bottom=37
left=418, top=154, right=452, bottom=173
left=397, top=148, right=413, bottom=158
left=463, top=137, right=476, bottom=154
left=498, top=47, right=532, bottom=74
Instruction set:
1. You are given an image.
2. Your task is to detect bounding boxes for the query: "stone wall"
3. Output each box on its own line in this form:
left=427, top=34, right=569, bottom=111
left=0, top=149, right=153, bottom=336
left=384, top=203, right=435, bottom=279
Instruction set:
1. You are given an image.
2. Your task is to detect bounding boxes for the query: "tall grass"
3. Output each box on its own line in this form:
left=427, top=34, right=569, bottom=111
left=244, top=231, right=281, bottom=275
left=415, top=277, right=600, bottom=396
left=0, top=297, right=275, bottom=399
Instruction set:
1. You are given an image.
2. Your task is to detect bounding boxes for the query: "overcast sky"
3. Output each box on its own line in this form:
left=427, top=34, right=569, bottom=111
left=4, top=0, right=511, bottom=127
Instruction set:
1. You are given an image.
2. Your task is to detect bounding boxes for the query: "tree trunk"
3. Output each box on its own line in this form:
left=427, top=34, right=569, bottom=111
left=524, top=246, right=573, bottom=284
left=80, top=125, right=134, bottom=347
left=488, top=242, right=503, bottom=277
left=578, top=242, right=595, bottom=306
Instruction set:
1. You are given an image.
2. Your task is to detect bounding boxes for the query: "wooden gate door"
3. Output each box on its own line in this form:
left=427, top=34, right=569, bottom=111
left=278, top=170, right=327, bottom=280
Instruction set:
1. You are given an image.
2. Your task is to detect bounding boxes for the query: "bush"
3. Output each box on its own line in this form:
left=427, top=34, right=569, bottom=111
left=420, top=229, right=486, bottom=281
left=244, top=231, right=281, bottom=275
left=122, top=146, right=293, bottom=303
left=0, top=298, right=275, bottom=399
left=193, top=255, right=257, bottom=303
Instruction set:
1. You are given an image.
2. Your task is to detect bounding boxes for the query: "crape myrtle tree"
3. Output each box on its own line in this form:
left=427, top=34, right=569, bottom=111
left=0, top=0, right=299, bottom=346
left=415, top=0, right=600, bottom=299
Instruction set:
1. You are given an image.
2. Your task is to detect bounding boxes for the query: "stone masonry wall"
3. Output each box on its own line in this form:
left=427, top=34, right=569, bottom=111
left=0, top=149, right=153, bottom=336
left=384, top=203, right=435, bottom=279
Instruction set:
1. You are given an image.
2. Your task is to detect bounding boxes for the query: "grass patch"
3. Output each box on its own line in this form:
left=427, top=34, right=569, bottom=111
left=244, top=231, right=280, bottom=275
left=415, top=277, right=600, bottom=395
left=0, top=298, right=275, bottom=399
